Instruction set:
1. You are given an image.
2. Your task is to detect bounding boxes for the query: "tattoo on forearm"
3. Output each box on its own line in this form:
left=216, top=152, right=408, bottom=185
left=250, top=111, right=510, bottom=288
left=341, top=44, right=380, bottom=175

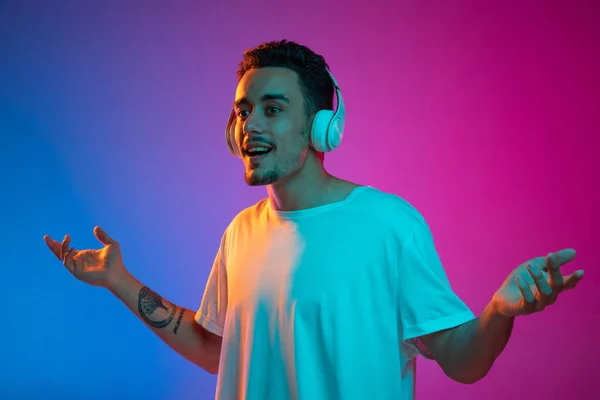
left=137, top=286, right=177, bottom=329
left=173, top=308, right=185, bottom=334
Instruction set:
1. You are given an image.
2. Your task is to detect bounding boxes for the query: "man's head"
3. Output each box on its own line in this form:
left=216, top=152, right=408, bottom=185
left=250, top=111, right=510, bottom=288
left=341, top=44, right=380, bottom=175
left=232, top=40, right=334, bottom=186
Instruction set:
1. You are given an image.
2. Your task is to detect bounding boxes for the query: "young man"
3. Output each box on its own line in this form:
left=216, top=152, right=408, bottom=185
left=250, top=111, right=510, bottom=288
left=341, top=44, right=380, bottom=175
left=45, top=40, right=584, bottom=399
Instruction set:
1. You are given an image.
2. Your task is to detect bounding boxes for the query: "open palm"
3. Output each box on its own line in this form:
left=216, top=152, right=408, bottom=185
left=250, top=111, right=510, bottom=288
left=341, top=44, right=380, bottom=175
left=492, top=248, right=583, bottom=317
left=44, top=226, right=124, bottom=287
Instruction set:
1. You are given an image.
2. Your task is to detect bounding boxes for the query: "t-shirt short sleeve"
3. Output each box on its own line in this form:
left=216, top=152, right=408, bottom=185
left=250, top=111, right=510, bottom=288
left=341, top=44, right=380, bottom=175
left=397, top=223, right=475, bottom=357
left=195, top=231, right=229, bottom=337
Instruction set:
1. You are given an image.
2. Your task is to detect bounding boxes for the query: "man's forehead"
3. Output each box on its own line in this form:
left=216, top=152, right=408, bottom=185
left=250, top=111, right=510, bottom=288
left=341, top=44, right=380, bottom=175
left=235, top=67, right=299, bottom=101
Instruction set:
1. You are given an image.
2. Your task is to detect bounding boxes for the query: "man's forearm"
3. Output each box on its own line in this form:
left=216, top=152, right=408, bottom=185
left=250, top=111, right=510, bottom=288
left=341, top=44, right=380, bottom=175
left=441, top=303, right=514, bottom=383
left=107, top=269, right=219, bottom=373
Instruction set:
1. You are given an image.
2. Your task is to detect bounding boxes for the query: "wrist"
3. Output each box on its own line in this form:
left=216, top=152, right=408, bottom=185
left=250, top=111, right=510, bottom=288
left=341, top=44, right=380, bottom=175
left=106, top=267, right=135, bottom=294
left=481, top=300, right=516, bottom=358
left=484, top=300, right=514, bottom=324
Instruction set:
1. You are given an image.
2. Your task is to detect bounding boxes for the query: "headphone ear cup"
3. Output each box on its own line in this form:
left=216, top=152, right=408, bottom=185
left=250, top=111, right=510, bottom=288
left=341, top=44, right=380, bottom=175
left=226, top=110, right=242, bottom=158
left=327, top=115, right=343, bottom=150
left=310, top=109, right=335, bottom=152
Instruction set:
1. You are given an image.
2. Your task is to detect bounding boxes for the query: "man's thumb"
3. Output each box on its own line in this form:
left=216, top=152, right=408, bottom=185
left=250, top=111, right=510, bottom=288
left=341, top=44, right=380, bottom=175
left=94, top=226, right=116, bottom=245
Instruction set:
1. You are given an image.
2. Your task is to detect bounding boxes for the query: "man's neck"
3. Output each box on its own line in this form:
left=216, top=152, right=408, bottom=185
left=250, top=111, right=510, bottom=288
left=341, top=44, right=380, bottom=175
left=266, top=156, right=359, bottom=212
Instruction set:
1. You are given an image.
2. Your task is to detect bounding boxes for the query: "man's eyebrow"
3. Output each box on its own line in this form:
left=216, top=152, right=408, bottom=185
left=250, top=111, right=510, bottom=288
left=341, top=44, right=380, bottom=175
left=234, top=93, right=291, bottom=107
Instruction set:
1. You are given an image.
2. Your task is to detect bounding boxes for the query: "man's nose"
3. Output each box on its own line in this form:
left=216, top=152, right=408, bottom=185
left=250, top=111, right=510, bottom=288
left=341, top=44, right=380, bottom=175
left=243, top=110, right=265, bottom=136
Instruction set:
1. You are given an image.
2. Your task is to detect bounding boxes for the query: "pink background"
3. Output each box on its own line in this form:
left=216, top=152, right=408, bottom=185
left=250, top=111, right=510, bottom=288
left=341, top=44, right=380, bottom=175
left=2, top=0, right=598, bottom=398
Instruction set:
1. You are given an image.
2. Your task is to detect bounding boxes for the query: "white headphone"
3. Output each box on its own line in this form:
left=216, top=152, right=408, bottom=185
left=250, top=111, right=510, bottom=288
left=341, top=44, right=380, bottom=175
left=225, top=68, right=346, bottom=158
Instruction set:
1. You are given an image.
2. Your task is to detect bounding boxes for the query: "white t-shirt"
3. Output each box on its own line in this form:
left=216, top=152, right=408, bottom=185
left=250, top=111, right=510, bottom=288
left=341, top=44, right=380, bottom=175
left=196, top=186, right=475, bottom=399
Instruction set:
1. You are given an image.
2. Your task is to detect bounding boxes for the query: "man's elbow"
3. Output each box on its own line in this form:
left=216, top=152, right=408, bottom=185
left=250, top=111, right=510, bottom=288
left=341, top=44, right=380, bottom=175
left=450, top=374, right=485, bottom=385
left=446, top=366, right=491, bottom=385
left=196, top=325, right=222, bottom=375
left=205, top=364, right=219, bottom=375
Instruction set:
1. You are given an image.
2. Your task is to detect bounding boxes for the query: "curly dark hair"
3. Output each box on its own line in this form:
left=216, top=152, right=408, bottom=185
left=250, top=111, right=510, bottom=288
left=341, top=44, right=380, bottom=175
left=236, top=40, right=335, bottom=118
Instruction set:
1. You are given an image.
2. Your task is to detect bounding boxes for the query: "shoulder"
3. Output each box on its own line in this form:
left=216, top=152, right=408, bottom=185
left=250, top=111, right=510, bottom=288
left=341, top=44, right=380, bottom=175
left=215, top=198, right=268, bottom=256
left=352, top=185, right=428, bottom=232
left=226, top=198, right=269, bottom=232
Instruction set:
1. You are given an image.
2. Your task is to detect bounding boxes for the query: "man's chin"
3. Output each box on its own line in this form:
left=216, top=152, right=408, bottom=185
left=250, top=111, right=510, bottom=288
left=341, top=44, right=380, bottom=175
left=245, top=178, right=269, bottom=187
left=245, top=170, right=279, bottom=186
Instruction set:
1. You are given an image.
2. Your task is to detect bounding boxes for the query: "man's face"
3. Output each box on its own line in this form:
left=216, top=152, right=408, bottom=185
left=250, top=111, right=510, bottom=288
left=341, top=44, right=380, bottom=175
left=233, top=67, right=311, bottom=186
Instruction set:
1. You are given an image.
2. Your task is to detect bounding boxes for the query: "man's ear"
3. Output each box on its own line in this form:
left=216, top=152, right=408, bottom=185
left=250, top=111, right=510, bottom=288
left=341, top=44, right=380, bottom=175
left=305, top=113, right=315, bottom=136
left=317, top=151, right=325, bottom=163
left=302, top=114, right=314, bottom=146
left=304, top=111, right=326, bottom=162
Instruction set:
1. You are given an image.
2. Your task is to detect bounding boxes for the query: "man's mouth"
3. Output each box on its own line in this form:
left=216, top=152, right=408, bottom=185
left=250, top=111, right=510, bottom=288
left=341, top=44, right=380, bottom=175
left=245, top=147, right=273, bottom=157
left=244, top=146, right=273, bottom=162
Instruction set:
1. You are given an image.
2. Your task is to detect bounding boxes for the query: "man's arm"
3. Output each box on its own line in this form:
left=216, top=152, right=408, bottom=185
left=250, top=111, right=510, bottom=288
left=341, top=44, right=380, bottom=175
left=45, top=228, right=223, bottom=374
left=420, top=249, right=583, bottom=384
left=108, top=269, right=222, bottom=374
left=420, top=302, right=514, bottom=384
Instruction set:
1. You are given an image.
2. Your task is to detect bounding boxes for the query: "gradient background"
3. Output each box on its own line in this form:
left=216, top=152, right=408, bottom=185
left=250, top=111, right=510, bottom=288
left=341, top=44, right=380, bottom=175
left=1, top=0, right=599, bottom=399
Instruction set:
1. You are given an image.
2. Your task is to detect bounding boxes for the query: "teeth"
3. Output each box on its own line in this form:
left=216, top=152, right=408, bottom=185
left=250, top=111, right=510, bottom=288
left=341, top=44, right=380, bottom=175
left=247, top=146, right=270, bottom=155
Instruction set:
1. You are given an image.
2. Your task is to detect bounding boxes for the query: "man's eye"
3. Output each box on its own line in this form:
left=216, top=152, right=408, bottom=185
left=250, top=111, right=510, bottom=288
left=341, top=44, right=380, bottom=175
left=267, top=106, right=281, bottom=114
left=236, top=109, right=250, bottom=118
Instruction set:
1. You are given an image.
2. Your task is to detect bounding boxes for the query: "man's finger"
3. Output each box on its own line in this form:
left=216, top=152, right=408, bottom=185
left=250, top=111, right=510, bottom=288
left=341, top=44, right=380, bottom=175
left=544, top=248, right=576, bottom=269
left=94, top=226, right=116, bottom=246
left=546, top=252, right=564, bottom=290
left=63, top=248, right=76, bottom=274
left=526, top=263, right=552, bottom=304
left=516, top=275, right=536, bottom=305
left=60, top=235, right=71, bottom=260
left=70, top=250, right=84, bottom=278
left=562, top=270, right=584, bottom=291
left=44, top=236, right=62, bottom=260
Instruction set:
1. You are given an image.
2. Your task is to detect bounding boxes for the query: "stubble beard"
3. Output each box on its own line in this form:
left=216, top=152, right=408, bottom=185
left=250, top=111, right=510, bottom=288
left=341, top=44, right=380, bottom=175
left=245, top=167, right=280, bottom=186
left=243, top=123, right=311, bottom=187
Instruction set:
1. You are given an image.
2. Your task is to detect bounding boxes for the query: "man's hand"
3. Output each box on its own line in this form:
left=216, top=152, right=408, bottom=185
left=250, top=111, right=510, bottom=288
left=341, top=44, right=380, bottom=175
left=491, top=248, right=584, bottom=317
left=44, top=226, right=125, bottom=288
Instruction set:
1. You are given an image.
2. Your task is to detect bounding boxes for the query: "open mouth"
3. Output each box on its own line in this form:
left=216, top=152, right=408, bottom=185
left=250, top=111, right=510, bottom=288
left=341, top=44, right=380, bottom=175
left=245, top=147, right=273, bottom=161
